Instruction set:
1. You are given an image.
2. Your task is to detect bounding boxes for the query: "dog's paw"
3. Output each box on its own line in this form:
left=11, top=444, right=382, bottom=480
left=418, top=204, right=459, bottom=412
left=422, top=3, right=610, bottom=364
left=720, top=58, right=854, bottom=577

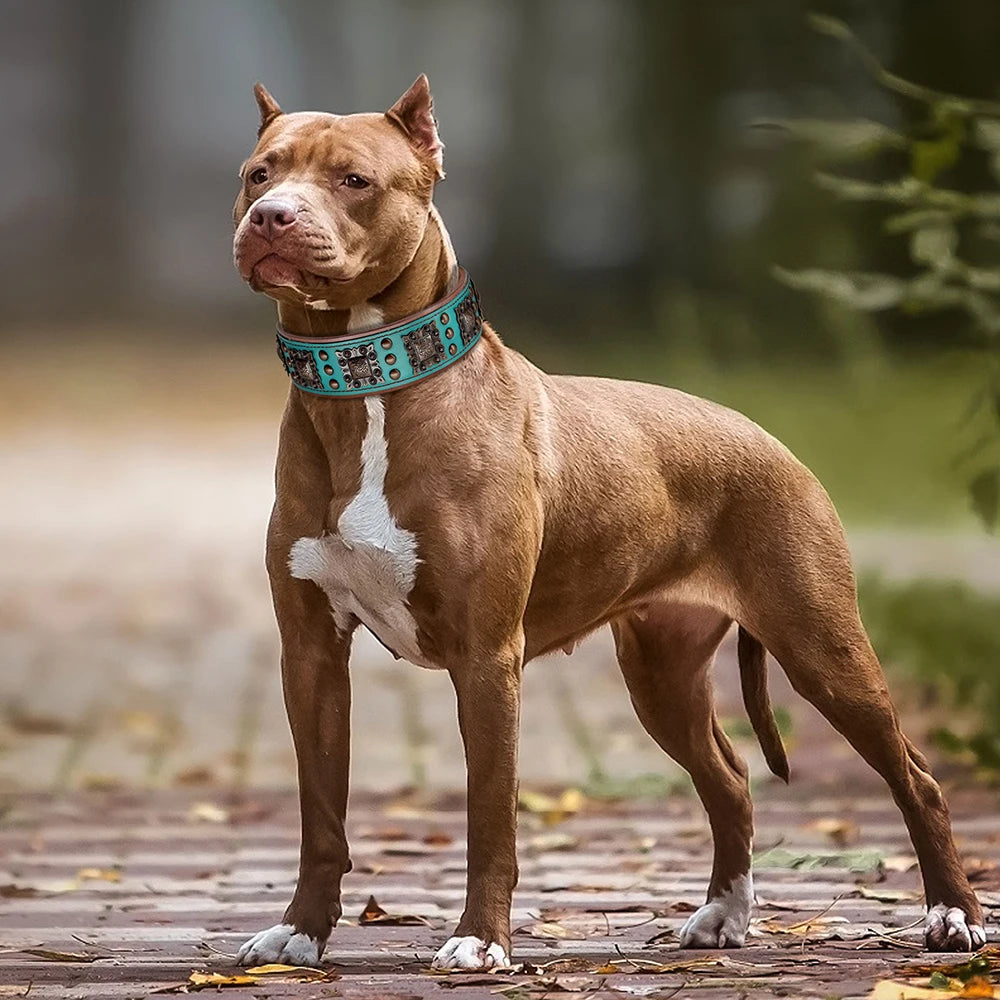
left=236, top=923, right=324, bottom=967
left=924, top=904, right=987, bottom=952
left=678, top=900, right=748, bottom=948
left=431, top=936, right=509, bottom=970
left=677, top=876, right=752, bottom=949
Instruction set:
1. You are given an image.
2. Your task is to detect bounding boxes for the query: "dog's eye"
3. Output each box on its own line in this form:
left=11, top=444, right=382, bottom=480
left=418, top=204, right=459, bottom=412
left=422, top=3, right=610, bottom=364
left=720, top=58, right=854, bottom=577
left=343, top=173, right=370, bottom=189
left=248, top=167, right=268, bottom=185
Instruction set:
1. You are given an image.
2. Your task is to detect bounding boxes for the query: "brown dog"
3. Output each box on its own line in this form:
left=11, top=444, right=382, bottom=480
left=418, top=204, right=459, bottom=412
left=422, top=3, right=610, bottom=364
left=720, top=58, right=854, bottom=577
left=231, top=76, right=986, bottom=968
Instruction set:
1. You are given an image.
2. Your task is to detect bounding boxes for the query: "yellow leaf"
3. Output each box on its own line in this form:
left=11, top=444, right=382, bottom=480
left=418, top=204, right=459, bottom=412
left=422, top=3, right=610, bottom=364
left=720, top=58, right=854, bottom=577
left=524, top=921, right=572, bottom=940
left=76, top=867, right=121, bottom=883
left=518, top=787, right=584, bottom=825
left=244, top=964, right=312, bottom=975
left=868, top=981, right=957, bottom=1000
left=188, top=971, right=257, bottom=987
left=960, top=979, right=999, bottom=999
left=188, top=802, right=229, bottom=823
left=242, top=964, right=332, bottom=981
left=807, top=816, right=860, bottom=847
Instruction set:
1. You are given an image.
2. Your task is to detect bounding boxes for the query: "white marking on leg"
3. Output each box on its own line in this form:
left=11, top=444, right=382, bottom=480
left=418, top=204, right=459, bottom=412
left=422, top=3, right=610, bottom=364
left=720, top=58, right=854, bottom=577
left=432, top=936, right=509, bottom=970
left=679, top=872, right=753, bottom=949
left=235, top=923, right=322, bottom=966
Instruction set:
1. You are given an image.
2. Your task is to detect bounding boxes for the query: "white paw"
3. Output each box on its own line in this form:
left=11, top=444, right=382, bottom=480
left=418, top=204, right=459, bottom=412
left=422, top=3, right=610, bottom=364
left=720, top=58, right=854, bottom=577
left=432, top=936, right=509, bottom=970
left=235, top=923, right=323, bottom=967
left=924, top=904, right=987, bottom=952
left=678, top=875, right=752, bottom=949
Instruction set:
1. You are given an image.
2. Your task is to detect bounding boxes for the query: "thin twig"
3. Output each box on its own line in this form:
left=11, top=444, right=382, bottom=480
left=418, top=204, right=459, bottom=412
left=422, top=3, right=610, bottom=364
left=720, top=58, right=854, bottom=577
left=807, top=12, right=1000, bottom=116
left=784, top=892, right=848, bottom=931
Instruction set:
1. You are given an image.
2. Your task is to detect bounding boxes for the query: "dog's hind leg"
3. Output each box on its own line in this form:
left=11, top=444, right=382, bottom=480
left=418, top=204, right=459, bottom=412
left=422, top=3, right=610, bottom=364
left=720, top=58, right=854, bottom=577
left=611, top=603, right=754, bottom=948
left=755, top=600, right=986, bottom=952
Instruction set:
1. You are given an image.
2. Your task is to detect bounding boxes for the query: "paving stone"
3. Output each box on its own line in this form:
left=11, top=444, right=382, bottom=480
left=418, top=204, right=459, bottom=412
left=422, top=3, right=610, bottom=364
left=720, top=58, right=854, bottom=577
left=0, top=789, right=998, bottom=998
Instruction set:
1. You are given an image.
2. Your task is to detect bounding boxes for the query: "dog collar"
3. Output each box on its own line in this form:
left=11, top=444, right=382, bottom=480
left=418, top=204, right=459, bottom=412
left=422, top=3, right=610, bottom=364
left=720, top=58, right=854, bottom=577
left=275, top=268, right=483, bottom=396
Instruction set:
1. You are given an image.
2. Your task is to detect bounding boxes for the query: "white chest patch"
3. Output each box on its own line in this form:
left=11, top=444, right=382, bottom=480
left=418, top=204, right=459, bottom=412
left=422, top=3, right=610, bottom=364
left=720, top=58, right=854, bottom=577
left=289, top=395, right=436, bottom=668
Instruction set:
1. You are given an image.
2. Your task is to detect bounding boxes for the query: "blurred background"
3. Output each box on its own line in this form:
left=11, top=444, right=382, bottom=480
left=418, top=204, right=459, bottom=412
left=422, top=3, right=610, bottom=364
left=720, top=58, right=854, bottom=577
left=2, top=0, right=999, bottom=801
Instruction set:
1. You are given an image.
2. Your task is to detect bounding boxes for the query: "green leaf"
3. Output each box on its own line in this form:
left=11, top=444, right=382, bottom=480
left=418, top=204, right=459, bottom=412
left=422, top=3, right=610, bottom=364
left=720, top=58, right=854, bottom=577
left=972, top=117, right=1000, bottom=151
left=913, top=137, right=960, bottom=184
left=884, top=209, right=957, bottom=234
left=909, top=223, right=957, bottom=267
left=773, top=266, right=906, bottom=310
left=969, top=466, right=1000, bottom=531
left=756, top=118, right=907, bottom=159
left=805, top=12, right=852, bottom=41
left=754, top=846, right=885, bottom=873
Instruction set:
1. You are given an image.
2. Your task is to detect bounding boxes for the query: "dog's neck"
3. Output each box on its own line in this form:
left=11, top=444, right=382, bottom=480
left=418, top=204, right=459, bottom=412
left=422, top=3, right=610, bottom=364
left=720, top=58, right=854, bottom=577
left=276, top=206, right=458, bottom=338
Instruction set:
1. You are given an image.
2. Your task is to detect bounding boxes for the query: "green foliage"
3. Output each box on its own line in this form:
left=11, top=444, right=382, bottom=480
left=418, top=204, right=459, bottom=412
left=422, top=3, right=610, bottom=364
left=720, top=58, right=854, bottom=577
left=858, top=575, right=1000, bottom=773
left=773, top=15, right=1000, bottom=530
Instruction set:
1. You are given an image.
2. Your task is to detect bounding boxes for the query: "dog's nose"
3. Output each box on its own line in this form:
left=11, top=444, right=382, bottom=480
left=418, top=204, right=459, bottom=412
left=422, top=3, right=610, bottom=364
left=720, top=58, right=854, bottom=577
left=249, top=199, right=299, bottom=241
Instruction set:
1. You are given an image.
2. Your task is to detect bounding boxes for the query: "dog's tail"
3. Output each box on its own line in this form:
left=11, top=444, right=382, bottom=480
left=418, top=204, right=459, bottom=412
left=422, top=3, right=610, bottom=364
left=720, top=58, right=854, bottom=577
left=737, top=626, right=789, bottom=782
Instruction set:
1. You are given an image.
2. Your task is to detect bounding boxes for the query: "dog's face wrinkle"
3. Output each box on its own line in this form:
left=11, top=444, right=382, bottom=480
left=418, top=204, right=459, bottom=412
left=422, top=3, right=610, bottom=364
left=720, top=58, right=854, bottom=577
left=232, top=109, right=436, bottom=307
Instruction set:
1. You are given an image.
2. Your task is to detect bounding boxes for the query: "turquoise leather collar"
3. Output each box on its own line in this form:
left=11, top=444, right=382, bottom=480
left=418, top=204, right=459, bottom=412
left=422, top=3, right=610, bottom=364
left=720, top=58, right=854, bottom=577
left=276, top=268, right=483, bottom=397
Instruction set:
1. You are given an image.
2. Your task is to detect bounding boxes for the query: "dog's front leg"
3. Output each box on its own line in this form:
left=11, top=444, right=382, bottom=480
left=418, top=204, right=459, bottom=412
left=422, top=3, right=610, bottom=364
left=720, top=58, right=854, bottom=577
left=433, top=641, right=523, bottom=970
left=237, top=558, right=355, bottom=967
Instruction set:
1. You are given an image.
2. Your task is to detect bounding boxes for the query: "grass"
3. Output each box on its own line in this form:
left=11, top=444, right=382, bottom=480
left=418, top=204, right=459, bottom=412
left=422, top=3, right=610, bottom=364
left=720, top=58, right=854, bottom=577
left=529, top=341, right=983, bottom=529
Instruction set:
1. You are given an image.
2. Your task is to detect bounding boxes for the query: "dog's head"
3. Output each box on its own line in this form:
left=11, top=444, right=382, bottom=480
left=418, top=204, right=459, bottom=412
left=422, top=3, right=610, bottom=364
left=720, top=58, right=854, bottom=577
left=232, top=75, right=444, bottom=309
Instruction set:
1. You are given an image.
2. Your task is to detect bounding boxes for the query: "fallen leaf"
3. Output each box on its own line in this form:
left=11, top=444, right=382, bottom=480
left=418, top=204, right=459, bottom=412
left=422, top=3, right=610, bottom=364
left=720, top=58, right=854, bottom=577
left=362, top=826, right=409, bottom=840
left=5, top=709, right=74, bottom=735
left=357, top=894, right=428, bottom=926
left=76, top=867, right=121, bottom=883
left=529, top=832, right=579, bottom=852
left=885, top=854, right=919, bottom=873
left=857, top=886, right=921, bottom=903
left=79, top=774, right=122, bottom=792
left=754, top=845, right=885, bottom=874
left=960, top=978, right=999, bottom=998
left=188, top=971, right=257, bottom=988
left=188, top=802, right=228, bottom=824
left=513, top=921, right=578, bottom=940
left=807, top=816, right=860, bottom=847
left=423, top=831, right=453, bottom=846
left=173, top=766, right=216, bottom=786
left=518, top=788, right=583, bottom=825
left=758, top=915, right=849, bottom=937
left=0, top=884, right=39, bottom=899
left=868, top=981, right=959, bottom=999
left=244, top=964, right=337, bottom=981
left=22, top=948, right=98, bottom=963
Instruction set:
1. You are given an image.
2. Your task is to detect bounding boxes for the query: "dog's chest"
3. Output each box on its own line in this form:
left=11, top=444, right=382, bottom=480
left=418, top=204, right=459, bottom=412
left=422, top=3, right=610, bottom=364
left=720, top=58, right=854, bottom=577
left=288, top=396, right=437, bottom=669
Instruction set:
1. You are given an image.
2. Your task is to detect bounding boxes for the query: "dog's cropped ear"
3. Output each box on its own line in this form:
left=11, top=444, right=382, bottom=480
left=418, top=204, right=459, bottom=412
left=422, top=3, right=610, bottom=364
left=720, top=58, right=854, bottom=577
left=253, top=82, right=283, bottom=137
left=386, top=74, right=445, bottom=180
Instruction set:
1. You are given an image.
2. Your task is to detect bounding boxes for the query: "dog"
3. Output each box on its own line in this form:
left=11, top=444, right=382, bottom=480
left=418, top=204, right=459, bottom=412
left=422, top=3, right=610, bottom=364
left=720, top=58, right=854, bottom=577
left=230, top=75, right=986, bottom=968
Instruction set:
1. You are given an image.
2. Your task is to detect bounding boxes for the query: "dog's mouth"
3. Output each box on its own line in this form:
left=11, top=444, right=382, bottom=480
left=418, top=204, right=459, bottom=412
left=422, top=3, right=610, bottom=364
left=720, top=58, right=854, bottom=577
left=247, top=253, right=358, bottom=293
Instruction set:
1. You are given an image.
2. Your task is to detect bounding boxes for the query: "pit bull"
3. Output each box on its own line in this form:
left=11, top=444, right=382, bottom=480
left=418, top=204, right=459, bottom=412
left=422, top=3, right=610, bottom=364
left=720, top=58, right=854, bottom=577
left=230, top=75, right=986, bottom=968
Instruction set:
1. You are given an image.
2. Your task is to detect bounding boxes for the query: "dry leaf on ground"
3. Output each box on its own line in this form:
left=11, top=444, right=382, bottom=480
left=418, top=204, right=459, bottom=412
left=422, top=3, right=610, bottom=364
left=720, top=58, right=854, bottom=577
left=22, top=948, right=97, bottom=963
left=869, top=982, right=966, bottom=999
left=518, top=788, right=583, bottom=825
left=187, top=971, right=257, bottom=989
left=357, top=894, right=429, bottom=926
left=187, top=802, right=228, bottom=823
left=76, top=867, right=121, bottom=883
left=807, top=816, right=861, bottom=846
left=513, top=921, right=580, bottom=940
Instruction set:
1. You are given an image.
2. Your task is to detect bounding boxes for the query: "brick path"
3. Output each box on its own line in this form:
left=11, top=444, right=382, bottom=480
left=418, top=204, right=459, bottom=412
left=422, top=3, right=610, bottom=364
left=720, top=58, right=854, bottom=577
left=1, top=787, right=998, bottom=998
